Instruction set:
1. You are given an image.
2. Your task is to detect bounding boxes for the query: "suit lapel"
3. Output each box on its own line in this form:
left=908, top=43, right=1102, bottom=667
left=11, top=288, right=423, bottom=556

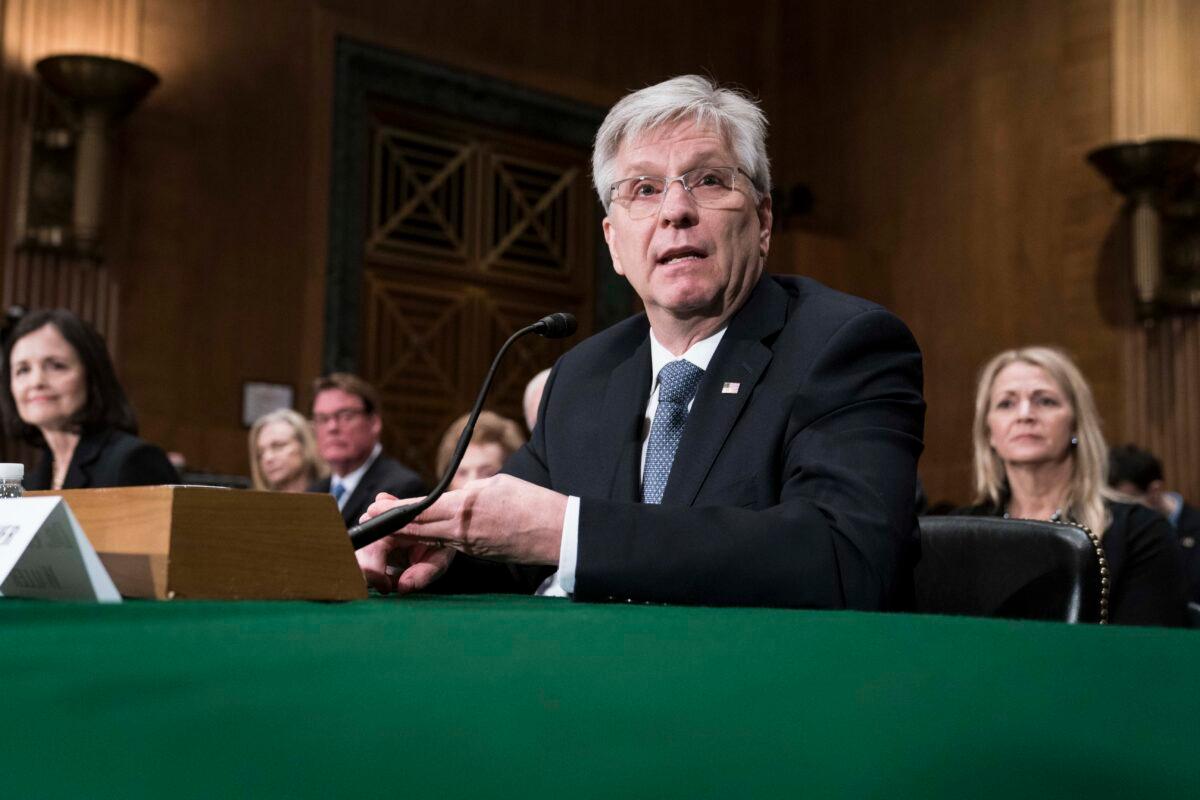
left=661, top=277, right=789, bottom=506
left=596, top=336, right=652, bottom=502
left=341, top=456, right=381, bottom=522
left=64, top=429, right=109, bottom=489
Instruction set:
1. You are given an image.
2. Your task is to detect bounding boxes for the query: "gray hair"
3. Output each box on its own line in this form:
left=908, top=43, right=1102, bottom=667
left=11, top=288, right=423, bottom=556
left=591, top=75, right=772, bottom=212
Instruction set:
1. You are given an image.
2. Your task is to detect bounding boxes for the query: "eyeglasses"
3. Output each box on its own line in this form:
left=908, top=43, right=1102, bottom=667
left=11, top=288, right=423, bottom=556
left=311, top=407, right=367, bottom=427
left=609, top=166, right=755, bottom=219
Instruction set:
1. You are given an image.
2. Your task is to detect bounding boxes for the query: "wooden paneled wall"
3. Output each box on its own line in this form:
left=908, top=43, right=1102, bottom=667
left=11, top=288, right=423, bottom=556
left=1112, top=0, right=1200, bottom=499
left=3, top=0, right=1196, bottom=499
left=773, top=0, right=1130, bottom=505
left=0, top=0, right=780, bottom=476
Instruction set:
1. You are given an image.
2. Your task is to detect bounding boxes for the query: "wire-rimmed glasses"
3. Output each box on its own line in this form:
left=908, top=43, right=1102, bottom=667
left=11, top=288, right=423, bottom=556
left=609, top=166, right=755, bottom=219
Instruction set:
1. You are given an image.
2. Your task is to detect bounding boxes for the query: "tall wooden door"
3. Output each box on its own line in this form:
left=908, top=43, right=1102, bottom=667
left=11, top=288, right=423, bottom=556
left=358, top=102, right=596, bottom=478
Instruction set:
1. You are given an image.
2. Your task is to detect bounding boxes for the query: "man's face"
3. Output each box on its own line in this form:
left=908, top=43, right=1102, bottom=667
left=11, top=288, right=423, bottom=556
left=1114, top=478, right=1170, bottom=516
left=602, top=118, right=772, bottom=324
left=312, top=388, right=381, bottom=473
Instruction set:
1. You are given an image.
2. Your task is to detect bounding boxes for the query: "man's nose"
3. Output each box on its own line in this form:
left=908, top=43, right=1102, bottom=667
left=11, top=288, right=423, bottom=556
left=658, top=178, right=698, bottom=226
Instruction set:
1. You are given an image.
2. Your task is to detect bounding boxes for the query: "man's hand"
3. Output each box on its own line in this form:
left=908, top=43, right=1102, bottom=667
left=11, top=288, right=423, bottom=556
left=354, top=476, right=568, bottom=594
left=355, top=493, right=455, bottom=595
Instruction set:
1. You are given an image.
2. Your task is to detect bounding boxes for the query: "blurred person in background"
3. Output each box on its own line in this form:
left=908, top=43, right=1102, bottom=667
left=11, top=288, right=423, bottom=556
left=0, top=309, right=178, bottom=490
left=423, top=409, right=535, bottom=594
left=959, top=346, right=1188, bottom=626
left=308, top=372, right=425, bottom=527
left=249, top=408, right=328, bottom=493
left=522, top=368, right=551, bottom=432
left=436, top=410, right=526, bottom=490
left=1109, top=443, right=1200, bottom=604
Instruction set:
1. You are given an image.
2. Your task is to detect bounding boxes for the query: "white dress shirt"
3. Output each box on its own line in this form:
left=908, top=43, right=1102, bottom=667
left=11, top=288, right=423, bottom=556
left=538, top=327, right=727, bottom=597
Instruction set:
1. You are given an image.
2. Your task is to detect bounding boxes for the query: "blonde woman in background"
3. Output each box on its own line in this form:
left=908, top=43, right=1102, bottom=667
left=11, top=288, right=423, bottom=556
left=959, top=346, right=1188, bottom=626
left=249, top=408, right=327, bottom=492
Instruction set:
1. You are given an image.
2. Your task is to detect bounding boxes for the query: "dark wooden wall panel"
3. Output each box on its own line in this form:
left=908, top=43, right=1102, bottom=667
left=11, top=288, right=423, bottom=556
left=104, top=0, right=780, bottom=476
left=774, top=0, right=1122, bottom=505
left=9, top=0, right=1193, bottom=507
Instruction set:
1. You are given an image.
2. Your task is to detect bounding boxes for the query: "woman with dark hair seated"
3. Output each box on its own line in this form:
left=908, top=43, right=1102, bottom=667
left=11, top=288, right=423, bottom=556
left=1, top=309, right=178, bottom=490
left=961, top=345, right=1188, bottom=627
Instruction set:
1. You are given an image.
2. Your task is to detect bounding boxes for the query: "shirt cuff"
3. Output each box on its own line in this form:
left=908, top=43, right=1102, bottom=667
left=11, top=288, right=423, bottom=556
left=536, top=495, right=579, bottom=597
left=557, top=495, right=580, bottom=594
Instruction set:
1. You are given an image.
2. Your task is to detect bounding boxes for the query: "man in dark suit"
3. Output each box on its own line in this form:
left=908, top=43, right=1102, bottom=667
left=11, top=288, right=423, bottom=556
left=308, top=373, right=425, bottom=528
left=356, top=75, right=925, bottom=609
left=1110, top=444, right=1200, bottom=604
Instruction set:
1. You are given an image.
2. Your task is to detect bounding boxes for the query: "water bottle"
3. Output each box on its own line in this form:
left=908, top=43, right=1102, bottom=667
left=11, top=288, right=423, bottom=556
left=0, top=463, right=24, bottom=498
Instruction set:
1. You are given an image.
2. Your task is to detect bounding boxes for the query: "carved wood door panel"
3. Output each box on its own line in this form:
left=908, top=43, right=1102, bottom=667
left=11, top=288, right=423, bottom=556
left=360, top=103, right=595, bottom=478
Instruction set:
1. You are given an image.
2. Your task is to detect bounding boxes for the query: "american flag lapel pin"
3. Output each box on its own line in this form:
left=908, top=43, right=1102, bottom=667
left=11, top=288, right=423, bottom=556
left=721, top=382, right=740, bottom=394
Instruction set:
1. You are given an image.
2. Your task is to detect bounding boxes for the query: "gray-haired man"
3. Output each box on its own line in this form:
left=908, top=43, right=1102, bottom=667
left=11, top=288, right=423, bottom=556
left=357, top=75, right=925, bottom=609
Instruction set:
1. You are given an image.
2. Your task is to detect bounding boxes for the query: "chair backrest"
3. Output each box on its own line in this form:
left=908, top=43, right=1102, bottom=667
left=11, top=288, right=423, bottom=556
left=915, top=516, right=1104, bottom=623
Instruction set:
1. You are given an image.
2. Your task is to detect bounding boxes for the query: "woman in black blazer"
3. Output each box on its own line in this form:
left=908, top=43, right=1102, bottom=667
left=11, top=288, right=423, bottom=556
left=1, top=309, right=178, bottom=490
left=963, top=345, right=1187, bottom=626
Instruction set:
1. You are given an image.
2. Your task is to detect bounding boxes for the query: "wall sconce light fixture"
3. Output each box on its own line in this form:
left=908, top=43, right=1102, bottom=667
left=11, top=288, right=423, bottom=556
left=1087, top=138, right=1200, bottom=320
left=19, top=54, right=159, bottom=260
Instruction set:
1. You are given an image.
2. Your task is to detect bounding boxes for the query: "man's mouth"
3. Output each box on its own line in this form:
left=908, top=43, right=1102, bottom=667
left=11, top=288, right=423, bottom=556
left=656, top=246, right=707, bottom=265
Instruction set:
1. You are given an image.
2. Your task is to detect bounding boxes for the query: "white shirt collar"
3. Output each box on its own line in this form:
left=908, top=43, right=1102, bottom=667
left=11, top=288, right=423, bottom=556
left=648, top=326, right=726, bottom=391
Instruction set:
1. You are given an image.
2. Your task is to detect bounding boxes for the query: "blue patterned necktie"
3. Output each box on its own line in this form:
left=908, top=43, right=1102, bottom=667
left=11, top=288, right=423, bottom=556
left=331, top=481, right=346, bottom=503
left=642, top=360, right=705, bottom=504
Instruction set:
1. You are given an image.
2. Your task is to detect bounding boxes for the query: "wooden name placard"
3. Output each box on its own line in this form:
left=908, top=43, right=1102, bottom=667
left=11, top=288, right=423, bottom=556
left=31, top=486, right=367, bottom=601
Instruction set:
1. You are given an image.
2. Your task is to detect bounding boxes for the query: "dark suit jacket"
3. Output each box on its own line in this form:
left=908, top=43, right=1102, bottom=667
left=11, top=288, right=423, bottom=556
left=1173, top=501, right=1200, bottom=605
left=25, top=427, right=179, bottom=490
left=505, top=274, right=925, bottom=609
left=311, top=452, right=426, bottom=528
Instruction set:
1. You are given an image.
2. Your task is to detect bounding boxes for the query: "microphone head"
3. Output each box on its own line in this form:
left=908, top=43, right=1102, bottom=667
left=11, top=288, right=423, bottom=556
left=535, top=312, right=577, bottom=339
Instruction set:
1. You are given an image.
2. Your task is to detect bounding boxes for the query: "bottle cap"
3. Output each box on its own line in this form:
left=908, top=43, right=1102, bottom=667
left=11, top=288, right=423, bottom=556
left=0, top=463, right=24, bottom=481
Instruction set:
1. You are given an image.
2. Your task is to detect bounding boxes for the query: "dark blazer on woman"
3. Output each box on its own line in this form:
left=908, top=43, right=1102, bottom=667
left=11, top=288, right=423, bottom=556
left=958, top=499, right=1190, bottom=627
left=25, top=427, right=179, bottom=490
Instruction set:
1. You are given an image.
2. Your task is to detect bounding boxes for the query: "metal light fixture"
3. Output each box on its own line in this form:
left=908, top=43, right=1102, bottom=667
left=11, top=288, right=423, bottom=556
left=19, top=54, right=159, bottom=259
left=1087, top=138, right=1200, bottom=320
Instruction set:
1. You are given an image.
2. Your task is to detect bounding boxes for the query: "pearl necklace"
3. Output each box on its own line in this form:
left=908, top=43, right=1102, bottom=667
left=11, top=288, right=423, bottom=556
left=1002, top=508, right=1065, bottom=523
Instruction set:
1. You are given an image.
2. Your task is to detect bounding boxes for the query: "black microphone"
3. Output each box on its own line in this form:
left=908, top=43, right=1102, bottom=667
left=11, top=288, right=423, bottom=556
left=348, top=312, right=577, bottom=550
left=532, top=312, right=577, bottom=339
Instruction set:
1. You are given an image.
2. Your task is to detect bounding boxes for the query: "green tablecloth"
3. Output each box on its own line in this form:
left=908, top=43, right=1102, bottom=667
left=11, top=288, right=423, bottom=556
left=2, top=595, right=1196, bottom=798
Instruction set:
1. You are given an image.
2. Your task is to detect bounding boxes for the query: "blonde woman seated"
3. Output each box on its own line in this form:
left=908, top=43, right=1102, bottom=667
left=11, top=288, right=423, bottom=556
left=249, top=408, right=328, bottom=492
left=959, top=346, right=1188, bottom=626
left=436, top=410, right=526, bottom=490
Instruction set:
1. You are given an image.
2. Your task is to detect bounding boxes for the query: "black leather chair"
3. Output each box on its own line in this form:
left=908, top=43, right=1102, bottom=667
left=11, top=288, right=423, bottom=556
left=915, top=516, right=1106, bottom=623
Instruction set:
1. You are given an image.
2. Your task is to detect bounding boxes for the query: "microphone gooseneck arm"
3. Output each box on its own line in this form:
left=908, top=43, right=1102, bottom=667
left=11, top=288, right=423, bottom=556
left=347, top=313, right=576, bottom=551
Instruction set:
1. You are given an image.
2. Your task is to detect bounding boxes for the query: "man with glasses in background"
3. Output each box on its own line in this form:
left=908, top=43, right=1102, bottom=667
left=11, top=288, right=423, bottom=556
left=309, top=373, right=425, bottom=528
left=357, top=75, right=925, bottom=609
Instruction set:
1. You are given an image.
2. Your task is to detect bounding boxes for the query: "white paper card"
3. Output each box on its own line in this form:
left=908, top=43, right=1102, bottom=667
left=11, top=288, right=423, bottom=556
left=0, top=497, right=121, bottom=602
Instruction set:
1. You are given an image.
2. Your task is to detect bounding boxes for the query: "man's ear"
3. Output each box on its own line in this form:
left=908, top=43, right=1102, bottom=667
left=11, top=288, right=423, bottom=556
left=369, top=413, right=382, bottom=440
left=602, top=216, right=625, bottom=276
left=756, top=193, right=773, bottom=261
